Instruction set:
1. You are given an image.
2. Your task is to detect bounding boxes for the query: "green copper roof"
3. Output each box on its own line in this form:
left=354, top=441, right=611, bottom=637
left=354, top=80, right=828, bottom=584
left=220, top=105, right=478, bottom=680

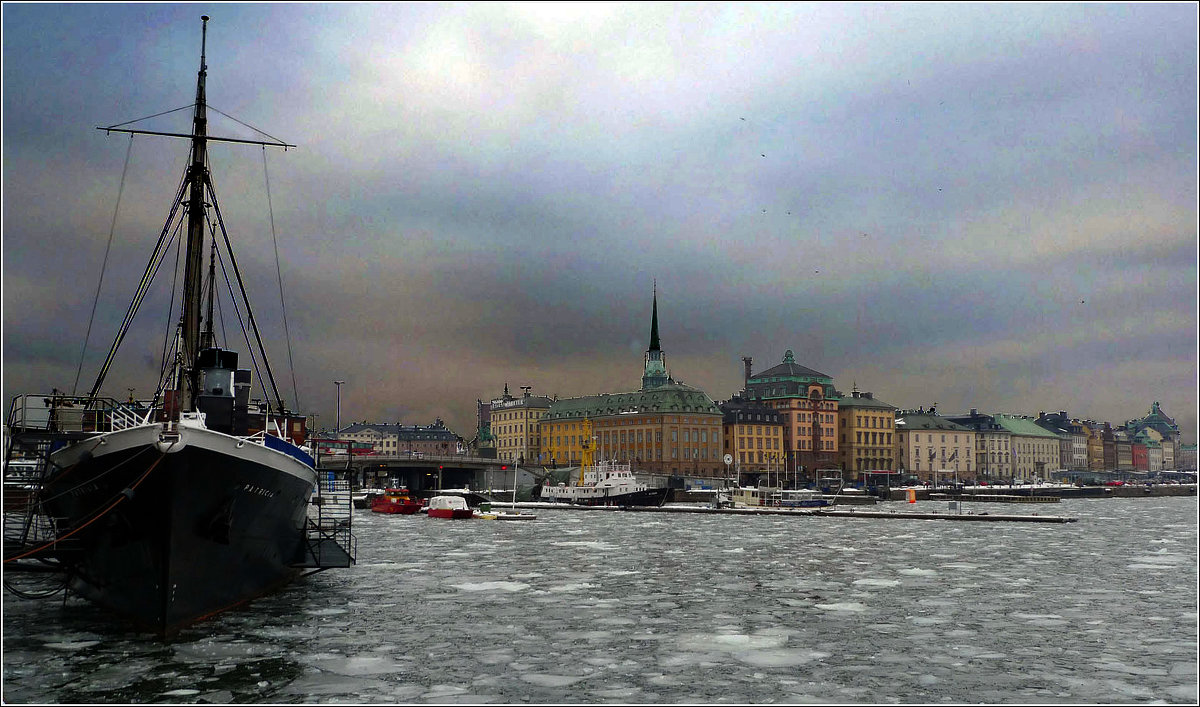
left=544, top=382, right=721, bottom=421
left=750, top=350, right=832, bottom=383
left=992, top=414, right=1063, bottom=438
left=894, top=413, right=972, bottom=432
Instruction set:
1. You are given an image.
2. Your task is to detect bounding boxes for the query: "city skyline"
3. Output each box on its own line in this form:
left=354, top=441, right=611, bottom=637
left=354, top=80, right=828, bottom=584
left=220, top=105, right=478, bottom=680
left=2, top=3, right=1196, bottom=442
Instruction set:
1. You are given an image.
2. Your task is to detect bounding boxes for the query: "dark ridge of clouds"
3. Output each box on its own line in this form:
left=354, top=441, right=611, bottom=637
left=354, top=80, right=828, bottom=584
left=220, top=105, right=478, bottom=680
left=4, top=3, right=1196, bottom=440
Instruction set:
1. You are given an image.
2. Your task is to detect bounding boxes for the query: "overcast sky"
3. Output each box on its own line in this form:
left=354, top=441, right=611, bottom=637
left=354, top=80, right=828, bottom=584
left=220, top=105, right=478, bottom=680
left=3, top=3, right=1197, bottom=443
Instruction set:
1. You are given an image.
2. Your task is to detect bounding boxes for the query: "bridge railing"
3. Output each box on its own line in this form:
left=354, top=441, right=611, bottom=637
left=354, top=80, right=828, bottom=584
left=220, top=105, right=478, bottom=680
left=317, top=452, right=507, bottom=467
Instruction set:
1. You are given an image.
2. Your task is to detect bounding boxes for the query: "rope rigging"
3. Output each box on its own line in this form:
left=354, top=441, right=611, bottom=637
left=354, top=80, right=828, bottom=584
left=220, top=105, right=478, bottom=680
left=86, top=167, right=191, bottom=403
left=262, top=145, right=301, bottom=412
left=84, top=117, right=300, bottom=416
left=73, top=133, right=134, bottom=396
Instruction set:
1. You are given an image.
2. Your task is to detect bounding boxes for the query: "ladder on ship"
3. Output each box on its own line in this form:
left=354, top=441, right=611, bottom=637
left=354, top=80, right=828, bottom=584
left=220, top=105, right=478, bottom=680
left=294, top=477, right=357, bottom=572
left=3, top=393, right=138, bottom=568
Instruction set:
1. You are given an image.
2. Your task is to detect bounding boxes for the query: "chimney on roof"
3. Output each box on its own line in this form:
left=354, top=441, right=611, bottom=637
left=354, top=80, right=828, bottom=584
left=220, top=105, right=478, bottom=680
left=865, top=392, right=873, bottom=399
left=970, top=408, right=977, bottom=416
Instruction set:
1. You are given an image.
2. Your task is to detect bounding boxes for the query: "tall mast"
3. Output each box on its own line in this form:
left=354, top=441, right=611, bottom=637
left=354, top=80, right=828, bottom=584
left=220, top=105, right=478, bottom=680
left=180, top=15, right=210, bottom=409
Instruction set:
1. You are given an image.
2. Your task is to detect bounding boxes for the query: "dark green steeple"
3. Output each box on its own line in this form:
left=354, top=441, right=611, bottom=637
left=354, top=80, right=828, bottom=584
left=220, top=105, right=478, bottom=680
left=649, top=281, right=661, bottom=353
left=642, top=282, right=669, bottom=390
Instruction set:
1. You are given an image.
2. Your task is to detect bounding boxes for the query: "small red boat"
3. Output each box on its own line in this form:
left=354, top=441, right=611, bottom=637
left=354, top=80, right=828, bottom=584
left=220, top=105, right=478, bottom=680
left=426, top=495, right=474, bottom=519
left=370, top=488, right=423, bottom=515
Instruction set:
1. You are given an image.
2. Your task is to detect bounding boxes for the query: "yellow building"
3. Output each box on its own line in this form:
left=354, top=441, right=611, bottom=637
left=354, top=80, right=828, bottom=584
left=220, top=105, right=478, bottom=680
left=836, top=390, right=897, bottom=479
left=720, top=398, right=786, bottom=482
left=489, top=384, right=552, bottom=464
left=1078, top=421, right=1105, bottom=471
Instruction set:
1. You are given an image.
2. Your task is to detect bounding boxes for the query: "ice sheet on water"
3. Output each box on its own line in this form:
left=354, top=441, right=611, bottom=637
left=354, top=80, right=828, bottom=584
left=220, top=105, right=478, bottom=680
left=547, top=582, right=595, bottom=592
left=551, top=539, right=620, bottom=551
left=302, top=653, right=411, bottom=676
left=43, top=640, right=101, bottom=650
left=173, top=639, right=281, bottom=662
left=675, top=632, right=788, bottom=652
left=852, top=578, right=900, bottom=587
left=898, top=567, right=938, bottom=576
left=733, top=648, right=830, bottom=668
left=304, top=607, right=349, bottom=616
left=814, top=601, right=867, bottom=612
left=450, top=581, right=529, bottom=592
left=519, top=673, right=589, bottom=687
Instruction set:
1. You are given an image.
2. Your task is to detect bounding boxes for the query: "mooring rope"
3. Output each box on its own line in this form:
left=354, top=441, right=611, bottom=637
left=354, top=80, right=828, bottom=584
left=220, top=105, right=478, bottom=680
left=3, top=448, right=169, bottom=564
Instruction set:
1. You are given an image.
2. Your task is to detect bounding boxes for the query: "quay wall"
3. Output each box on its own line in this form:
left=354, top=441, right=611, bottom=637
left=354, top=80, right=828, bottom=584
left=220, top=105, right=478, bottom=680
left=882, top=484, right=1196, bottom=501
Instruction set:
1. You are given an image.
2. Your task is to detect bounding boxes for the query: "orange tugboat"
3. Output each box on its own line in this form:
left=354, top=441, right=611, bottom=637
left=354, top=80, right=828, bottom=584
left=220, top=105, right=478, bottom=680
left=369, top=488, right=423, bottom=515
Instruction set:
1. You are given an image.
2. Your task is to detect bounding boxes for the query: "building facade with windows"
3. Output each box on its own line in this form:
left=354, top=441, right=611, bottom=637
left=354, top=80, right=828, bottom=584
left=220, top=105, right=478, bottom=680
left=1127, top=402, right=1180, bottom=470
left=1079, top=421, right=1106, bottom=471
left=895, top=411, right=976, bottom=483
left=836, top=390, right=897, bottom=478
left=338, top=420, right=461, bottom=457
left=993, top=414, right=1060, bottom=481
left=489, top=384, right=553, bottom=464
left=743, top=350, right=841, bottom=479
left=1034, top=411, right=1088, bottom=472
left=946, top=409, right=1011, bottom=482
left=719, top=396, right=785, bottom=482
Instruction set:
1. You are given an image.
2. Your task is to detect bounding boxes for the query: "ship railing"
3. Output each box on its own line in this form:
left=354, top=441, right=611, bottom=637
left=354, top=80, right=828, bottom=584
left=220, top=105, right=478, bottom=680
left=6, top=393, right=153, bottom=436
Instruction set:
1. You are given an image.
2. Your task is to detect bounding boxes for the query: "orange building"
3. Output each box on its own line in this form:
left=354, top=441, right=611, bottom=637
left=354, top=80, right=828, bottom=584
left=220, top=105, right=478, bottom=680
left=743, top=350, right=840, bottom=480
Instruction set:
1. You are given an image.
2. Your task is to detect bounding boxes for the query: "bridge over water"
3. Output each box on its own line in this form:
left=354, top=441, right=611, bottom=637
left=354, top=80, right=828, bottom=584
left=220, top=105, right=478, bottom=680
left=316, top=453, right=525, bottom=494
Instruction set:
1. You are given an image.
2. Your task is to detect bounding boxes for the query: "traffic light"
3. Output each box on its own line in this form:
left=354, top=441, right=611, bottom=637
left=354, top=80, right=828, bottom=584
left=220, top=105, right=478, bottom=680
left=501, top=465, right=508, bottom=470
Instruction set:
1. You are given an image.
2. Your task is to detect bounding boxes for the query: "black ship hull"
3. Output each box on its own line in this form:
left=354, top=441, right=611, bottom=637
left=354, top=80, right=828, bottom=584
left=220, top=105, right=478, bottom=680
left=544, top=486, right=671, bottom=507
left=42, top=423, right=316, bottom=635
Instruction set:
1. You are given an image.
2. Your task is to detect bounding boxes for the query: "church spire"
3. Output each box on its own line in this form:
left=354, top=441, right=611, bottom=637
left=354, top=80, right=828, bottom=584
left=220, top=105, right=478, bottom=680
left=649, top=280, right=661, bottom=353
left=642, top=281, right=669, bottom=390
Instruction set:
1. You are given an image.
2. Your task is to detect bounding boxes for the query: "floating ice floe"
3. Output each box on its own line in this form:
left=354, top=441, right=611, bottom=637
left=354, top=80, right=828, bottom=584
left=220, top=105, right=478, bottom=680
left=852, top=578, right=901, bottom=587
left=519, top=673, right=589, bottom=688
left=814, top=601, right=867, bottom=612
left=451, top=581, right=529, bottom=592
left=43, top=641, right=101, bottom=650
left=733, top=648, right=830, bottom=668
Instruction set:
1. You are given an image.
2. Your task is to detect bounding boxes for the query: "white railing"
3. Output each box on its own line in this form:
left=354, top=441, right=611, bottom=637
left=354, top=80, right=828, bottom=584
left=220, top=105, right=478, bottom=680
left=6, top=394, right=154, bottom=434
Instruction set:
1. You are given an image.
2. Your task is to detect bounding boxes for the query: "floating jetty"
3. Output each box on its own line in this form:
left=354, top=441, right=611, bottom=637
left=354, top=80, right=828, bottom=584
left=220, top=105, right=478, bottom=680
left=489, top=501, right=1077, bottom=523
left=929, top=493, right=1060, bottom=504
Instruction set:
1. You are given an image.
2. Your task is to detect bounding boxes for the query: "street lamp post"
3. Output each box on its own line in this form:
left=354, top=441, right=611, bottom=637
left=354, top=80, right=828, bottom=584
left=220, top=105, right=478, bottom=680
left=334, top=380, right=345, bottom=437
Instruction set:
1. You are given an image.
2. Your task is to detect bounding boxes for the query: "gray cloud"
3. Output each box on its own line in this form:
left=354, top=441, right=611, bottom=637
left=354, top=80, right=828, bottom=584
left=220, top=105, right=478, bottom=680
left=3, top=3, right=1196, bottom=441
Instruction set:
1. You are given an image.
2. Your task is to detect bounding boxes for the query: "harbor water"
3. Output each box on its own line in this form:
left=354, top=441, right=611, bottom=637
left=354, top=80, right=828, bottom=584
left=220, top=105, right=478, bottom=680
left=3, top=496, right=1196, bottom=704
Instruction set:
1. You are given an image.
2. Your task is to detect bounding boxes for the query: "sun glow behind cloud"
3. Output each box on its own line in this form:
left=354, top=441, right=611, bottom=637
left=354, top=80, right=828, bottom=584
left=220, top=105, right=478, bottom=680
left=2, top=2, right=1195, bottom=438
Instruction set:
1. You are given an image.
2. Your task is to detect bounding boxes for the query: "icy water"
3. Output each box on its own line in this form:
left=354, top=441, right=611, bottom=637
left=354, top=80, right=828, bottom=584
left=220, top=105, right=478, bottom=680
left=3, top=497, right=1197, bottom=704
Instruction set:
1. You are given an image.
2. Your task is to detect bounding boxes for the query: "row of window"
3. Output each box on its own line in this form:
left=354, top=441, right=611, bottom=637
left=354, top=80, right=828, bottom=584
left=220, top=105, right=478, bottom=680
left=853, top=431, right=894, bottom=445
left=737, top=437, right=781, bottom=450
left=853, top=416, right=893, bottom=429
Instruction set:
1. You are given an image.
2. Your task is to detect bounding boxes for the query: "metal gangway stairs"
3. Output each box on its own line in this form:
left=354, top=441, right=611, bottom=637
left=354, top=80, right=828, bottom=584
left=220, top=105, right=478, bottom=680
left=293, top=477, right=357, bottom=573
